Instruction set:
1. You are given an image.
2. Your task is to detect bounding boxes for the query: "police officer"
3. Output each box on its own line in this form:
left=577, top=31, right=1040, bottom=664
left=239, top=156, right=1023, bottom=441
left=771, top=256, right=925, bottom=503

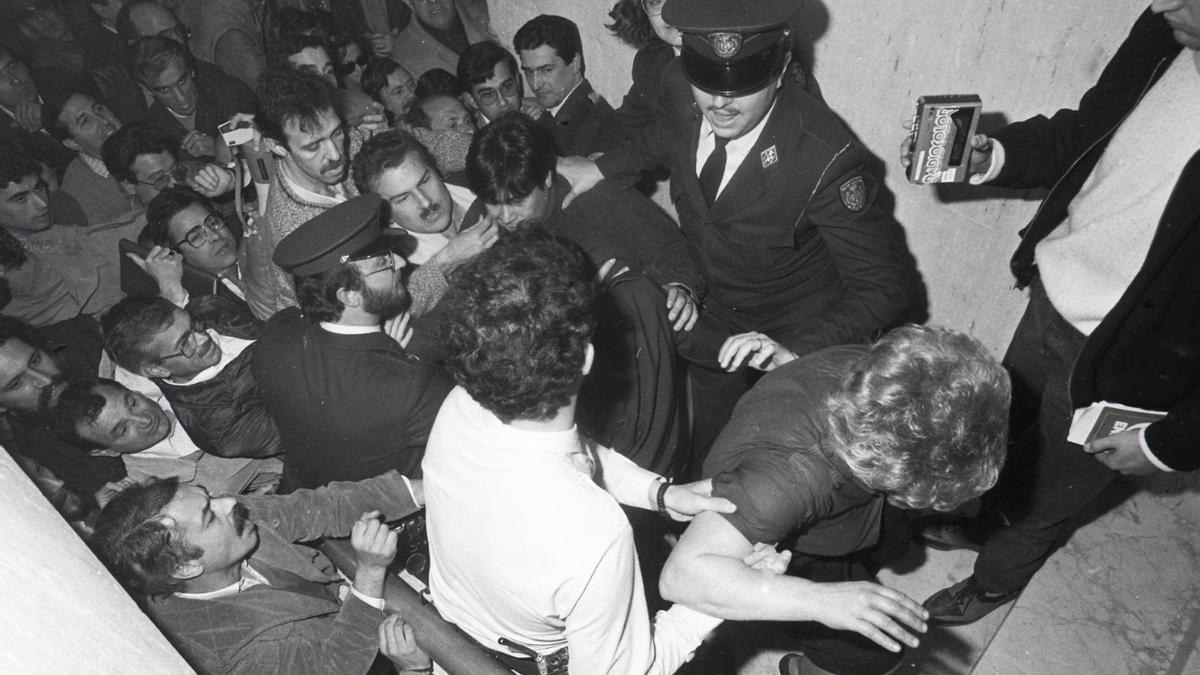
left=558, top=0, right=914, bottom=469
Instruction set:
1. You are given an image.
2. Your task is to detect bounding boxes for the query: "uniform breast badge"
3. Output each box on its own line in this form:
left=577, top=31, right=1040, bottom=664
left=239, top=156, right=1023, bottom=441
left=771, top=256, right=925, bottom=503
left=760, top=145, right=778, bottom=169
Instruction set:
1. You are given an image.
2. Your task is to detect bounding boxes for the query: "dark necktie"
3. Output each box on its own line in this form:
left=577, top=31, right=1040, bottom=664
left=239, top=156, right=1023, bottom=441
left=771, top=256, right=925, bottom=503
left=698, top=137, right=730, bottom=207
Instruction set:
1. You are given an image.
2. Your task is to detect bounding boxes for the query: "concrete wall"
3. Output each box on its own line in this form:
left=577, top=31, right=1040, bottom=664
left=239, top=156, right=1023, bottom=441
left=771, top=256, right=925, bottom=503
left=0, top=450, right=193, bottom=674
left=492, top=0, right=1151, bottom=354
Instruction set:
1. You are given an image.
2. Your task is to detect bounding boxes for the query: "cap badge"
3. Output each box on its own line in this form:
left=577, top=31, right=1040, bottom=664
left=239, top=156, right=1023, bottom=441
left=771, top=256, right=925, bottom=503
left=707, top=32, right=742, bottom=59
left=339, top=254, right=351, bottom=264
left=760, top=145, right=778, bottom=169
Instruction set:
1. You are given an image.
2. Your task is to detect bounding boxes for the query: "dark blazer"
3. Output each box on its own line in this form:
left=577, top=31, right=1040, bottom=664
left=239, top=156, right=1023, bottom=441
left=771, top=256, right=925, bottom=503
left=147, top=471, right=420, bottom=675
left=143, top=60, right=258, bottom=147
left=991, top=9, right=1199, bottom=471
left=540, top=78, right=622, bottom=157
left=252, top=309, right=454, bottom=490
left=597, top=82, right=912, bottom=356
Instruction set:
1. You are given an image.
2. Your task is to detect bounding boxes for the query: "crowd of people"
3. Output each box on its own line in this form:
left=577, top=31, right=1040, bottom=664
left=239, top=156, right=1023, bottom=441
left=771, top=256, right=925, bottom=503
left=2, top=0, right=1197, bottom=673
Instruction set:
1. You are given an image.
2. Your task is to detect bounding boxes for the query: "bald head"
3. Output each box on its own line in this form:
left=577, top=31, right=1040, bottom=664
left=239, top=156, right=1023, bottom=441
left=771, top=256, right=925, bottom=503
left=117, top=0, right=188, bottom=46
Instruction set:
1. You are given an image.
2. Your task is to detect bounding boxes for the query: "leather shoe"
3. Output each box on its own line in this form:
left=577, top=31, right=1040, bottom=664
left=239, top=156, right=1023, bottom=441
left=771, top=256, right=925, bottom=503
left=916, top=517, right=984, bottom=552
left=924, top=576, right=1020, bottom=625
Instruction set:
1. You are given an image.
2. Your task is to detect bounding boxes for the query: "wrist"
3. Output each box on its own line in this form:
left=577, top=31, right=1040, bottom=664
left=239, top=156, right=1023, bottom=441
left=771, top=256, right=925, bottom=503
left=353, top=564, right=387, bottom=595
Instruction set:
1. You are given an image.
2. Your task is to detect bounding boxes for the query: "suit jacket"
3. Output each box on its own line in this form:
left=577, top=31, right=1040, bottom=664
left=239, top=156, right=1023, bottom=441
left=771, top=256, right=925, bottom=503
left=991, top=10, right=1200, bottom=471
left=389, top=0, right=493, bottom=78
left=143, top=60, right=258, bottom=148
left=147, top=471, right=421, bottom=675
left=541, top=78, right=622, bottom=157
left=597, top=83, right=912, bottom=356
left=253, top=309, right=454, bottom=490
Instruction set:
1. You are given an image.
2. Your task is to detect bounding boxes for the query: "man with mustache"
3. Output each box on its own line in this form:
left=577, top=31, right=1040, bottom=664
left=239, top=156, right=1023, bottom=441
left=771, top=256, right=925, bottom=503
left=245, top=69, right=368, bottom=321
left=0, top=45, right=77, bottom=177
left=90, top=469, right=430, bottom=674
left=42, top=88, right=140, bottom=230
left=558, top=0, right=913, bottom=471
left=514, top=14, right=622, bottom=157
left=252, top=196, right=453, bottom=491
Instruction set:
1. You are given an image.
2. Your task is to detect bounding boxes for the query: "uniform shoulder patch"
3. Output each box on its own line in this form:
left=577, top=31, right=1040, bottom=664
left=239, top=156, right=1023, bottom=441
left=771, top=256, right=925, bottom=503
left=839, top=176, right=867, bottom=212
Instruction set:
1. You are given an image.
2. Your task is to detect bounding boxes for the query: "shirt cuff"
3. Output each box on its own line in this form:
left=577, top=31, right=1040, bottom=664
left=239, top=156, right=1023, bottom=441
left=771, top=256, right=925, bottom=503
left=657, top=603, right=723, bottom=638
left=349, top=584, right=386, bottom=610
left=400, top=474, right=421, bottom=506
left=1137, top=425, right=1174, bottom=472
left=968, top=140, right=1005, bottom=184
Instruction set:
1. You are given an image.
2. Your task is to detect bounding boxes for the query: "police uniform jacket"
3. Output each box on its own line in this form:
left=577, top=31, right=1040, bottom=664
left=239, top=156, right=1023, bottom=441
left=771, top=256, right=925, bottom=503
left=252, top=308, right=454, bottom=490
left=596, top=82, right=912, bottom=356
left=991, top=9, right=1199, bottom=471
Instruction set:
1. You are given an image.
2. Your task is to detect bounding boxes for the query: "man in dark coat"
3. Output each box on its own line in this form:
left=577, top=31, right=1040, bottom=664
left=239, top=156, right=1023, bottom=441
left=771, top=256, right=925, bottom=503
left=253, top=196, right=453, bottom=491
left=916, top=4, right=1200, bottom=624
left=514, top=14, right=622, bottom=157
left=558, top=0, right=913, bottom=465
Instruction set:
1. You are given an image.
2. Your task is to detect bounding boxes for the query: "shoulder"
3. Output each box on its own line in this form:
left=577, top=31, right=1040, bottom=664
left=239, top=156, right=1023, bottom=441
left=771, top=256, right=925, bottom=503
left=775, top=85, right=859, bottom=159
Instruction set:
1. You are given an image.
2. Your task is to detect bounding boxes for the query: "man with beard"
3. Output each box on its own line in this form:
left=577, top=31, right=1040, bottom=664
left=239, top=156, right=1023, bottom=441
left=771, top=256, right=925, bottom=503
left=245, top=69, right=370, bottom=320
left=90, top=469, right=430, bottom=675
left=42, top=88, right=140, bottom=230
left=253, top=196, right=453, bottom=491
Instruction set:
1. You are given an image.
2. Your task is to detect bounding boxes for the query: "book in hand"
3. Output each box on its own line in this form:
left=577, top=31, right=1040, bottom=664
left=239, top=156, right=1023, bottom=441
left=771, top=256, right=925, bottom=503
left=1067, top=401, right=1167, bottom=446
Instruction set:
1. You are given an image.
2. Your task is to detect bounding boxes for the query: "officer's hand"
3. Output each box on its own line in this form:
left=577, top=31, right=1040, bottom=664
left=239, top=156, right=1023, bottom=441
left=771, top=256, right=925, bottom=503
left=664, top=283, right=698, bottom=332
left=557, top=156, right=603, bottom=208
left=718, top=332, right=796, bottom=372
left=661, top=479, right=737, bottom=522
left=808, top=581, right=928, bottom=653
left=1085, top=427, right=1159, bottom=475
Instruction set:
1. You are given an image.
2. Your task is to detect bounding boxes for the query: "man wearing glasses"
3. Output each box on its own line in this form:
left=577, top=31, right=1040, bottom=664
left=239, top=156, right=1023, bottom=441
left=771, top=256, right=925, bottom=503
left=100, top=294, right=285, bottom=464
left=457, top=41, right=541, bottom=129
left=102, top=120, right=236, bottom=210
left=253, top=196, right=453, bottom=491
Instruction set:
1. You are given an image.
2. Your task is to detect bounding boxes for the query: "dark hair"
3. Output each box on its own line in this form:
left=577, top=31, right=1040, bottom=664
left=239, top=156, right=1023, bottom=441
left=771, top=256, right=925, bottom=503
left=415, top=68, right=461, bottom=98
left=360, top=57, right=404, bottom=103
left=267, top=31, right=328, bottom=71
left=0, top=138, right=44, bottom=190
left=129, top=35, right=192, bottom=86
left=256, top=68, right=339, bottom=148
left=457, top=41, right=518, bottom=92
left=467, top=112, right=556, bottom=205
left=91, top=476, right=202, bottom=596
left=266, top=6, right=325, bottom=46
left=606, top=0, right=657, bottom=48
left=442, top=228, right=597, bottom=423
left=293, top=265, right=365, bottom=322
left=115, top=0, right=172, bottom=43
left=0, top=314, right=44, bottom=351
left=143, top=186, right=213, bottom=248
left=101, top=295, right=178, bottom=374
left=101, top=121, right=178, bottom=184
left=402, top=94, right=435, bottom=129
left=826, top=325, right=1012, bottom=512
left=351, top=127, right=438, bottom=195
left=53, top=377, right=114, bottom=450
left=513, top=15, right=583, bottom=74
left=40, top=84, right=100, bottom=143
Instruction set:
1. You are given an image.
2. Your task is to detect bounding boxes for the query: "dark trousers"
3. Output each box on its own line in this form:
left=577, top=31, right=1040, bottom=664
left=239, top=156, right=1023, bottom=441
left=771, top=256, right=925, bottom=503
left=974, top=280, right=1117, bottom=594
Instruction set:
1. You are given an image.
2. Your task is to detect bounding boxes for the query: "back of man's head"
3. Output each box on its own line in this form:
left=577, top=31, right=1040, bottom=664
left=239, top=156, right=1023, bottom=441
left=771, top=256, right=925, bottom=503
left=513, top=14, right=583, bottom=72
left=457, top=40, right=518, bottom=92
left=116, top=0, right=181, bottom=44
left=825, top=325, right=1011, bottom=512
left=91, top=476, right=200, bottom=596
left=292, top=264, right=366, bottom=323
left=101, top=120, right=177, bottom=184
left=255, top=68, right=338, bottom=149
left=467, top=112, right=556, bottom=205
left=101, top=294, right=177, bottom=373
left=442, top=228, right=597, bottom=423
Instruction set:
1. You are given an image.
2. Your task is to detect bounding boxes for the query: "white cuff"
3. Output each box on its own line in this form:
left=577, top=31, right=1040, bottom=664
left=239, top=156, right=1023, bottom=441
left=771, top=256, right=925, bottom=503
left=1137, top=425, right=1174, bottom=472
left=400, top=474, right=420, bottom=506
left=968, top=140, right=1006, bottom=185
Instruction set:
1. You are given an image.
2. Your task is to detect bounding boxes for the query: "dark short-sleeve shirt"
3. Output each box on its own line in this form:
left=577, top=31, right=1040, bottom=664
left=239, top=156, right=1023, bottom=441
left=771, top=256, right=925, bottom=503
left=704, top=345, right=885, bottom=558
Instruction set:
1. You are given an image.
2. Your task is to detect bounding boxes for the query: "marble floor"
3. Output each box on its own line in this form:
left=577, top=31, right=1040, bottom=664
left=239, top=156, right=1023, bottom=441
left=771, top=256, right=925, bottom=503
left=691, top=470, right=1200, bottom=675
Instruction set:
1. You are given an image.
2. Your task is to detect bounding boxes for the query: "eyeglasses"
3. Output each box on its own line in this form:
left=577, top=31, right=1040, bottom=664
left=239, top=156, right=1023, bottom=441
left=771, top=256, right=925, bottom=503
left=353, top=253, right=399, bottom=277
left=642, top=0, right=666, bottom=14
left=136, top=161, right=189, bottom=191
left=475, top=79, right=519, bottom=106
left=172, top=213, right=227, bottom=249
left=158, top=319, right=209, bottom=362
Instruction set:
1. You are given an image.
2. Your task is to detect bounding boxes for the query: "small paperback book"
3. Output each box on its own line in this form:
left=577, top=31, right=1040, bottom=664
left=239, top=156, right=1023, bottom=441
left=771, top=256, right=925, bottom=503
left=1066, top=401, right=1167, bottom=445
